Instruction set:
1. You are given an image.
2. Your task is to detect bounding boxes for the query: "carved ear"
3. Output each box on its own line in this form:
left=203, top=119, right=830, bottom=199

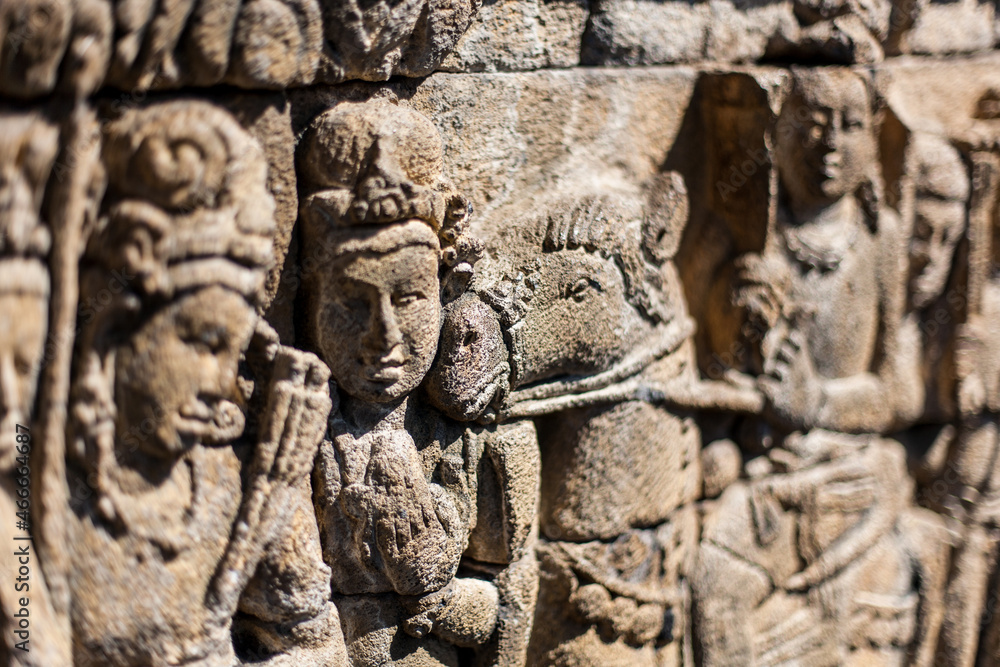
left=643, top=171, right=688, bottom=264
left=441, top=261, right=474, bottom=305
left=103, top=201, right=171, bottom=296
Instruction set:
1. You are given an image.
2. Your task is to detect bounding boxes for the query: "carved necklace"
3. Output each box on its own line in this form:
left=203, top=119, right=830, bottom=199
left=781, top=209, right=860, bottom=273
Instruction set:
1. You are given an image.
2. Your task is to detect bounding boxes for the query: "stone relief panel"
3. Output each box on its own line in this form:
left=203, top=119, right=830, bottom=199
left=0, top=0, right=481, bottom=97
left=0, top=110, right=67, bottom=667
left=3, top=1, right=1000, bottom=665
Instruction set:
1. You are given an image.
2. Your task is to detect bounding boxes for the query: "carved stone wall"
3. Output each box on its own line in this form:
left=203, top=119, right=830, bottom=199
left=2, top=1, right=1000, bottom=665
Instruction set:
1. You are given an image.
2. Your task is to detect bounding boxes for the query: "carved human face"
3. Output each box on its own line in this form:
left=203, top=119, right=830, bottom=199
left=314, top=239, right=441, bottom=404
left=114, top=286, right=255, bottom=458
left=777, top=75, right=874, bottom=206
left=0, top=292, right=47, bottom=464
left=907, top=139, right=968, bottom=308
left=909, top=193, right=966, bottom=308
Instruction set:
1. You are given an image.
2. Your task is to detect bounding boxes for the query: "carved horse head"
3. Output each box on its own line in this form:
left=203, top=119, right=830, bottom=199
left=425, top=173, right=691, bottom=422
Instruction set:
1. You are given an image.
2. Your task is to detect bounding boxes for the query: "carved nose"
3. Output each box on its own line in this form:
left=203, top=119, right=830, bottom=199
left=364, top=295, right=404, bottom=357
left=822, top=118, right=839, bottom=148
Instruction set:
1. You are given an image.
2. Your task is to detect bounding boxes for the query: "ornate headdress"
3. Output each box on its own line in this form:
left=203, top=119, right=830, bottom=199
left=297, top=100, right=481, bottom=300
left=87, top=100, right=275, bottom=306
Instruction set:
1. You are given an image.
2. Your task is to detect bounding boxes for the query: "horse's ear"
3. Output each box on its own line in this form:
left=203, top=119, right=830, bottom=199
left=643, top=171, right=689, bottom=264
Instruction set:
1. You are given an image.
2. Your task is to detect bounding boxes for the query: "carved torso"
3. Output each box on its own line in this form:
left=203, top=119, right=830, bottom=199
left=69, top=444, right=245, bottom=667
left=315, top=398, right=476, bottom=597
left=779, top=211, right=882, bottom=380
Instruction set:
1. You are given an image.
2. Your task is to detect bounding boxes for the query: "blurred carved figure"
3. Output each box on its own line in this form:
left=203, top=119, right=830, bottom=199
left=692, top=69, right=948, bottom=667
left=0, top=111, right=68, bottom=667
left=899, top=134, right=970, bottom=424
left=766, top=0, right=892, bottom=63
left=0, top=0, right=71, bottom=98
left=299, top=100, right=536, bottom=666
left=925, top=146, right=1000, bottom=667
left=320, top=0, right=481, bottom=82
left=66, top=100, right=345, bottom=667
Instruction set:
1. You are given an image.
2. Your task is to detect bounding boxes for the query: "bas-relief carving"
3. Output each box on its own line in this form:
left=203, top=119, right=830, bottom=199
left=297, top=101, right=536, bottom=666
left=690, top=68, right=950, bottom=666
left=0, top=0, right=480, bottom=96
left=0, top=110, right=68, bottom=667
left=4, top=0, right=996, bottom=103
left=65, top=101, right=343, bottom=666
left=3, top=4, right=1000, bottom=665
left=437, top=180, right=702, bottom=665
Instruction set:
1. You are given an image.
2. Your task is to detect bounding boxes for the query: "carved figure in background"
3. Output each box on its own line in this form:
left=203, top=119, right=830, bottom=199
left=926, top=147, right=1000, bottom=667
left=108, top=0, right=322, bottom=89
left=898, top=133, right=970, bottom=424
left=66, top=101, right=344, bottom=666
left=321, top=0, right=481, bottom=82
left=693, top=69, right=947, bottom=666
left=0, top=0, right=111, bottom=99
left=427, top=175, right=701, bottom=665
left=299, top=100, right=535, bottom=666
left=743, top=68, right=914, bottom=435
left=0, top=0, right=71, bottom=98
left=0, top=111, right=67, bottom=667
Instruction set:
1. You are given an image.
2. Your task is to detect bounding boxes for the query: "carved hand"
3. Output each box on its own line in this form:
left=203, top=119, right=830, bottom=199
left=260, top=346, right=333, bottom=485
left=401, top=581, right=456, bottom=638
left=758, top=328, right=822, bottom=431
left=365, top=430, right=462, bottom=595
left=956, top=317, right=994, bottom=415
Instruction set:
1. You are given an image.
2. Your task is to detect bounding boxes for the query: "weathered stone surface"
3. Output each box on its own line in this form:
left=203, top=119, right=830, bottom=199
left=4, top=0, right=1000, bottom=664
left=441, top=0, right=589, bottom=72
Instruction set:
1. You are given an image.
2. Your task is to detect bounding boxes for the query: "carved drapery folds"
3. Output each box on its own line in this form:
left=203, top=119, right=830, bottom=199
left=3, top=0, right=1000, bottom=665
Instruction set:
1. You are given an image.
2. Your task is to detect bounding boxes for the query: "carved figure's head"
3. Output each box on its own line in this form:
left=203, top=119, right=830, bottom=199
left=298, top=101, right=480, bottom=404
left=73, top=101, right=274, bottom=459
left=59, top=0, right=112, bottom=97
left=0, top=0, right=71, bottom=97
left=227, top=0, right=322, bottom=89
left=776, top=69, right=876, bottom=208
left=306, top=221, right=444, bottom=404
left=325, top=0, right=425, bottom=78
left=905, top=133, right=968, bottom=309
left=497, top=192, right=668, bottom=386
left=0, top=112, right=57, bottom=466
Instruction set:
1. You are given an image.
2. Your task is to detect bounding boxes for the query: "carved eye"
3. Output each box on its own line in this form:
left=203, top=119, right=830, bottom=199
left=13, top=354, right=34, bottom=377
left=182, top=326, right=226, bottom=354
left=566, top=278, right=599, bottom=302
left=393, top=292, right=423, bottom=307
